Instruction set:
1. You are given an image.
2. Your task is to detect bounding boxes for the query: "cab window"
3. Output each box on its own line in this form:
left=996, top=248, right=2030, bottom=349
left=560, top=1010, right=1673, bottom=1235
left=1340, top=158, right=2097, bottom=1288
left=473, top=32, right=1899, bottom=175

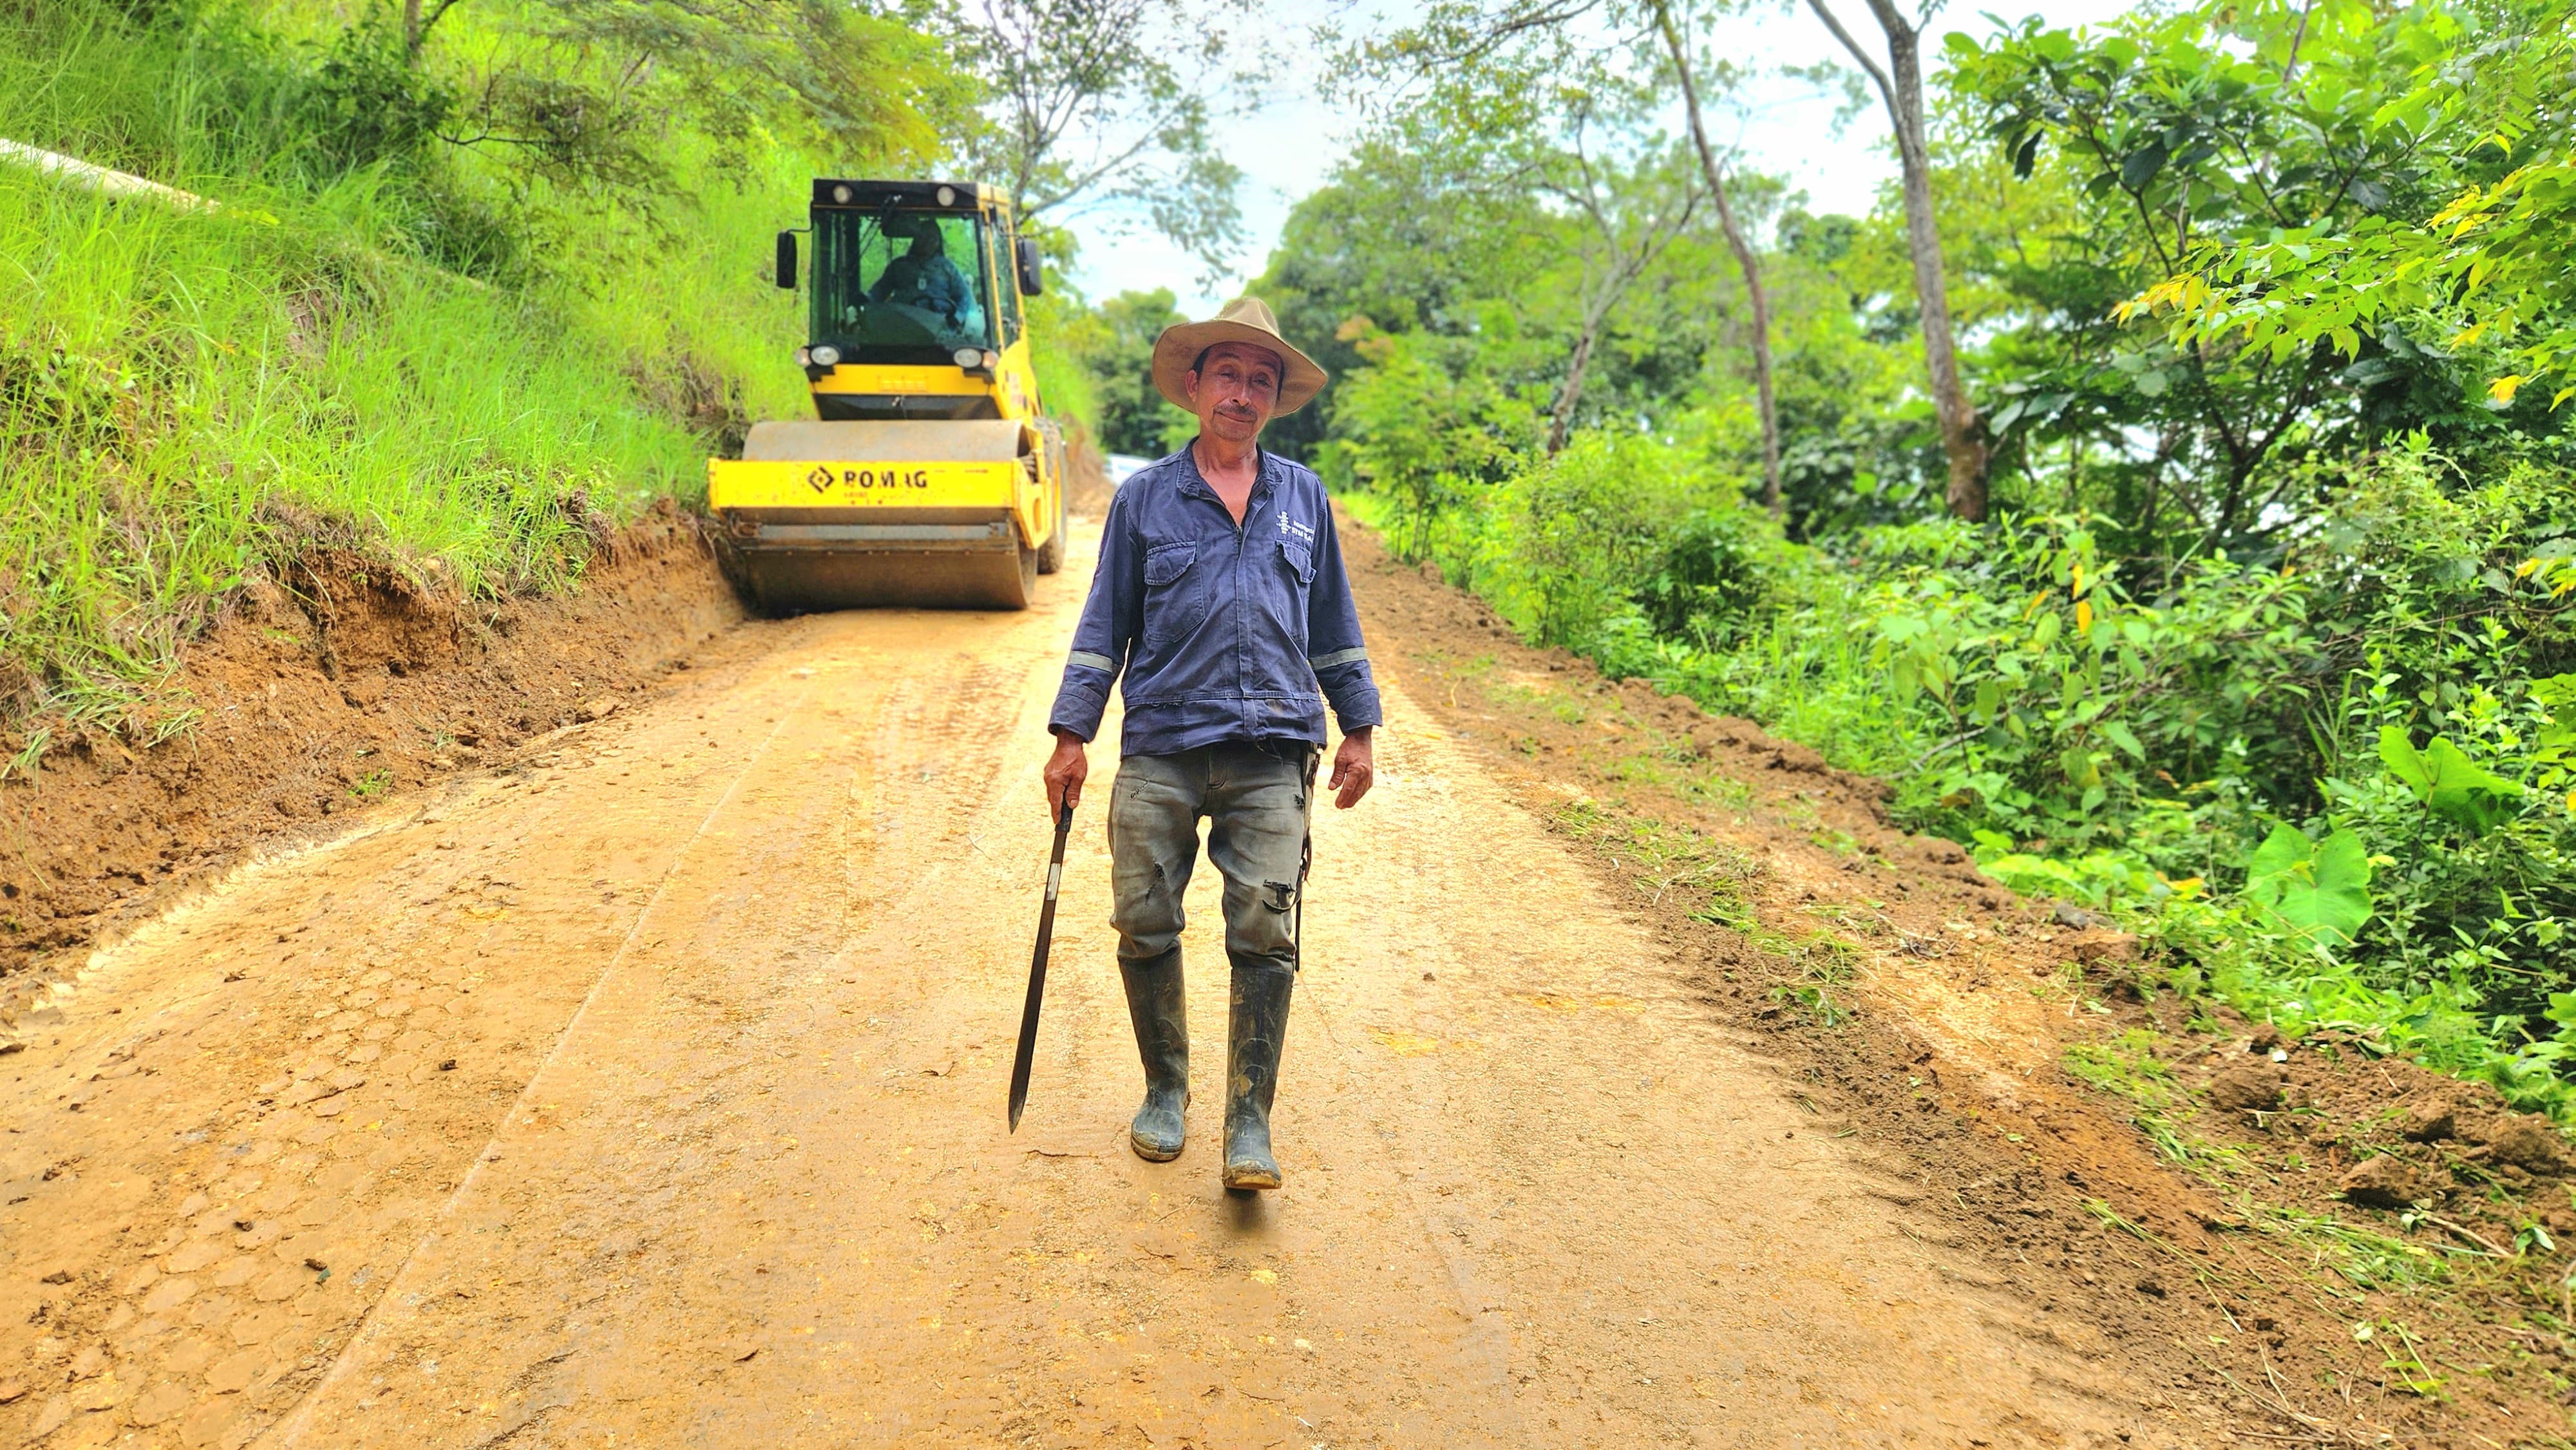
left=996, top=225, right=1025, bottom=346
left=812, top=209, right=994, bottom=359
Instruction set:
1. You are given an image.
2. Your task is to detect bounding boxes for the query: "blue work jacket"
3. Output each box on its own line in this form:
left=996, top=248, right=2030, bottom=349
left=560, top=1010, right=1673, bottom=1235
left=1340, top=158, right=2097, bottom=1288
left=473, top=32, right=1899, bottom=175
left=1049, top=446, right=1382, bottom=757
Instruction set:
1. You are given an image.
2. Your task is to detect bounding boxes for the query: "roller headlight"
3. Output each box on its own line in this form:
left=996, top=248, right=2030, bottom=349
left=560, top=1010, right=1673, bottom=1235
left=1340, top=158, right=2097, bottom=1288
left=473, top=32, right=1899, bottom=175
left=981, top=350, right=1000, bottom=370
left=936, top=185, right=956, bottom=206
left=952, top=346, right=983, bottom=369
left=831, top=184, right=852, bottom=205
left=794, top=346, right=811, bottom=366
left=810, top=344, right=841, bottom=367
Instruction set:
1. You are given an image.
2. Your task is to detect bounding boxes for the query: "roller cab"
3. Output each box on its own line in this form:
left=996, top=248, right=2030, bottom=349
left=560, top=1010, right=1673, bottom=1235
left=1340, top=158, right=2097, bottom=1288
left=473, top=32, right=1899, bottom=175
left=708, top=179, right=1068, bottom=613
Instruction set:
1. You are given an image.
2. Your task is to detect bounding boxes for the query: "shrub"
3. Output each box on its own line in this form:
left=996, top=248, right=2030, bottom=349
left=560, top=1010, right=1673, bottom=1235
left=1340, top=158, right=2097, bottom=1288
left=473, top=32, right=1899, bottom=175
left=1478, top=431, right=1706, bottom=648
left=1350, top=417, right=2576, bottom=1119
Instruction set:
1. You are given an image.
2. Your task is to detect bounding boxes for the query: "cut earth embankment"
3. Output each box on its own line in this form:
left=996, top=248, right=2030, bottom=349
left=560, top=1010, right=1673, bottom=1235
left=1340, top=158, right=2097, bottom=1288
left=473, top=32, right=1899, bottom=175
left=0, top=508, right=743, bottom=1037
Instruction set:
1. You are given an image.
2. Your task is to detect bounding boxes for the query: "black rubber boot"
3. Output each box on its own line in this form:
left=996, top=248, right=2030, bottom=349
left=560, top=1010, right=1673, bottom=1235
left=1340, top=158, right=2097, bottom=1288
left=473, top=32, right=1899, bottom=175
left=1119, top=948, right=1189, bottom=1162
left=1222, top=959, right=1296, bottom=1191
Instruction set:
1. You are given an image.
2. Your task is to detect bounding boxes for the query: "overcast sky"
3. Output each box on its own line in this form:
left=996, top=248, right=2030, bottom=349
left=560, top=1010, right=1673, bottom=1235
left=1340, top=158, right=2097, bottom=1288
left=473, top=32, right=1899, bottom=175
left=1061, top=0, right=2139, bottom=315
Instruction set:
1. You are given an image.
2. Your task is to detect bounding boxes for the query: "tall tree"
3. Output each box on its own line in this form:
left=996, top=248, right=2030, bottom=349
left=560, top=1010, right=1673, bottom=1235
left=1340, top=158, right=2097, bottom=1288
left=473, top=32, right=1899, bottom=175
left=1947, top=0, right=2544, bottom=554
left=1650, top=0, right=1778, bottom=513
left=379, top=0, right=965, bottom=191
left=1343, top=0, right=1782, bottom=497
left=1426, top=52, right=1718, bottom=455
left=2116, top=4, right=2576, bottom=415
left=1077, top=288, right=1197, bottom=455
left=1544, top=128, right=1704, bottom=454
left=949, top=0, right=1257, bottom=277
left=1804, top=0, right=1989, bottom=519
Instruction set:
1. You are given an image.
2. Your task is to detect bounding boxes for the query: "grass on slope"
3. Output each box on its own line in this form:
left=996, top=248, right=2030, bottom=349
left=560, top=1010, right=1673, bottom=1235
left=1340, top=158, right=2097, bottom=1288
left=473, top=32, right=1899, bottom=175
left=0, top=5, right=824, bottom=747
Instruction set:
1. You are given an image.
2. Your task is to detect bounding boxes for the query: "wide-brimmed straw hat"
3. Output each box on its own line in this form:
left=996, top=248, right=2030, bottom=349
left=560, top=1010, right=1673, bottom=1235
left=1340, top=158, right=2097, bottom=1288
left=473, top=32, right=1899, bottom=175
left=1150, top=297, right=1328, bottom=416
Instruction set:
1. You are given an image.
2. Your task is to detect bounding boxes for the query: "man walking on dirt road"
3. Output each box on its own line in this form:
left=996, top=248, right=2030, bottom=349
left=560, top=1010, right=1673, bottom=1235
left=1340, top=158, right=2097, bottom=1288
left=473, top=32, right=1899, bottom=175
left=1043, top=296, right=1379, bottom=1191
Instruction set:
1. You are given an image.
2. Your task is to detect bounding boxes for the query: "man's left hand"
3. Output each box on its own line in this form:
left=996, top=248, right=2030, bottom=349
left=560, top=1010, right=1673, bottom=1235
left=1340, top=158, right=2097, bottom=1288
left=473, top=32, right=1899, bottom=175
left=1328, top=727, right=1375, bottom=809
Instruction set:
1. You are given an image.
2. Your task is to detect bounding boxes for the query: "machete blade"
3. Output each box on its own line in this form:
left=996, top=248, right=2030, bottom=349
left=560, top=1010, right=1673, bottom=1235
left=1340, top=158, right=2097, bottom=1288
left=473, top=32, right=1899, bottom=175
left=1008, top=801, right=1075, bottom=1131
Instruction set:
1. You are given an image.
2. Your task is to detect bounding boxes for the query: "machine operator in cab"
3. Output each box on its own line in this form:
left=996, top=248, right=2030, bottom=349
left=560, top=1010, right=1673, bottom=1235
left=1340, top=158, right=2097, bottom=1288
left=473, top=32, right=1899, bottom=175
left=870, top=214, right=970, bottom=326
left=1041, top=297, right=1380, bottom=1192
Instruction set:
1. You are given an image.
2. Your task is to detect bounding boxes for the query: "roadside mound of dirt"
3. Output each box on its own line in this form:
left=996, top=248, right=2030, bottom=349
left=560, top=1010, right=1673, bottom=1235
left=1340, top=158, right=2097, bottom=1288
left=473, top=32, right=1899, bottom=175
left=1064, top=428, right=1115, bottom=515
left=1341, top=516, right=2576, bottom=1447
left=0, top=505, right=741, bottom=1030
left=6, top=426, right=1105, bottom=1035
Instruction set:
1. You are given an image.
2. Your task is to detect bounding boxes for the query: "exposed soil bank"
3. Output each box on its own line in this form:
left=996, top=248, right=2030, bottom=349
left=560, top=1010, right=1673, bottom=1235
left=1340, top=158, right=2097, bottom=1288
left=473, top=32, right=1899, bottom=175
left=0, top=436, right=1115, bottom=1039
left=0, top=505, right=743, bottom=1034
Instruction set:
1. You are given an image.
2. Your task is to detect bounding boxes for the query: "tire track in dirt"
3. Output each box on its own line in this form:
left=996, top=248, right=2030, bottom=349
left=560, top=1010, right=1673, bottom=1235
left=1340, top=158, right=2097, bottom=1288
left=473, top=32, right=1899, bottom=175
left=252, top=617, right=1061, bottom=1446
left=6, top=515, right=2202, bottom=1448
left=0, top=653, right=817, bottom=1447
left=260, top=668, right=829, bottom=1445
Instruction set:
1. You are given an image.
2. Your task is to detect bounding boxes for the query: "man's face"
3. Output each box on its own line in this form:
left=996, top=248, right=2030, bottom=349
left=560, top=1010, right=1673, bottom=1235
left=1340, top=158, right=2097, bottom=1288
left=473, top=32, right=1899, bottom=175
left=1186, top=342, right=1283, bottom=446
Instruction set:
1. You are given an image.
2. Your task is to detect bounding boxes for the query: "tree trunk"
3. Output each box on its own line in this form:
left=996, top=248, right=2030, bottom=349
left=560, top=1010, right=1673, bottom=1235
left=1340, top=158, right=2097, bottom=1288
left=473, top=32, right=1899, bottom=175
left=404, top=0, right=423, bottom=58
left=1877, top=4, right=1987, bottom=521
left=1655, top=0, right=1782, bottom=518
left=1550, top=318, right=1602, bottom=457
left=1809, top=0, right=1989, bottom=520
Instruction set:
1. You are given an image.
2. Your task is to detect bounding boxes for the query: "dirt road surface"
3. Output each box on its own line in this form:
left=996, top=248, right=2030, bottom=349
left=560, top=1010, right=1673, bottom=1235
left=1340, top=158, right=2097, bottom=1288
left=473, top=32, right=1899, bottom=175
left=4, top=521, right=2183, bottom=1447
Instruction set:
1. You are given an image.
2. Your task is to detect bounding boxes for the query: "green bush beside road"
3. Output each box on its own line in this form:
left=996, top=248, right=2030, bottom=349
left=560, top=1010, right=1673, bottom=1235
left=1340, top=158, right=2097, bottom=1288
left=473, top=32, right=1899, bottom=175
left=0, top=2, right=826, bottom=740
left=1349, top=420, right=2576, bottom=1116
left=1288, top=0, right=2576, bottom=1115
left=0, top=0, right=996, bottom=743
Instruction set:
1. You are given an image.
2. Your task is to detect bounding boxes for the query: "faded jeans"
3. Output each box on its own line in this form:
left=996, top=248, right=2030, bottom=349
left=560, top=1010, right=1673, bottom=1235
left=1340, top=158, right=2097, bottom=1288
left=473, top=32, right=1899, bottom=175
left=1106, top=743, right=1314, bottom=972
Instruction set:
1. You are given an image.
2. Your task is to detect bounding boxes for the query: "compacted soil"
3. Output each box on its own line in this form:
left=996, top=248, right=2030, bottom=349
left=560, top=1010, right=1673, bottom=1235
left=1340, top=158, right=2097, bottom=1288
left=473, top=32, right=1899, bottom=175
left=1, top=496, right=2571, bottom=1447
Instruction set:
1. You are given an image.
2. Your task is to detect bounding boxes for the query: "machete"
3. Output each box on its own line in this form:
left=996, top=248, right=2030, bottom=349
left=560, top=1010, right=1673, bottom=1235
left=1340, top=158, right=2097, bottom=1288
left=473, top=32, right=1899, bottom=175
left=1007, top=800, right=1075, bottom=1131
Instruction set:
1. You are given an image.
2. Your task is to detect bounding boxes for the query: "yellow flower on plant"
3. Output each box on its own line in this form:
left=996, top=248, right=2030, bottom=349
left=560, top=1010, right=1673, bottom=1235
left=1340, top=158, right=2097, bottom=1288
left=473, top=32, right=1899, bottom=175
left=2490, top=374, right=2525, bottom=403
left=2075, top=599, right=2094, bottom=633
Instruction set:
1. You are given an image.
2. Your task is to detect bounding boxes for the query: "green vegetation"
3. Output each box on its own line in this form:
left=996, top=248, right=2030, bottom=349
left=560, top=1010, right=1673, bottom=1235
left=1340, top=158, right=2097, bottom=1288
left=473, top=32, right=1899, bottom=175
left=1, top=0, right=1242, bottom=744
left=0, top=0, right=934, bottom=737
left=1242, top=0, right=2576, bottom=1116
left=1052, top=286, right=1193, bottom=457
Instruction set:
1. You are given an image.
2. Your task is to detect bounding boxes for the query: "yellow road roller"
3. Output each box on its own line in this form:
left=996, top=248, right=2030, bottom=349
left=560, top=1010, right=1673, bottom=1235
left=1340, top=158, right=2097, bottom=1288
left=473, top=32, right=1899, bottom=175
left=706, top=178, right=1067, bottom=612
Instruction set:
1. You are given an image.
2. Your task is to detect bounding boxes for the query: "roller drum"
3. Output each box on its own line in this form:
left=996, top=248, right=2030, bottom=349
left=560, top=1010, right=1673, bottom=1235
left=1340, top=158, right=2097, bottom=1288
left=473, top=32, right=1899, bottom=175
left=730, top=548, right=1037, bottom=613
left=715, top=419, right=1050, bottom=613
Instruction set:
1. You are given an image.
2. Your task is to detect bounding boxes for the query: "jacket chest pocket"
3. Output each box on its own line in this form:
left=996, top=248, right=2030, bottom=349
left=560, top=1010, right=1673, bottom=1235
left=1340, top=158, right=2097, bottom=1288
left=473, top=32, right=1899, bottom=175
left=1142, top=540, right=1208, bottom=648
left=1269, top=536, right=1316, bottom=650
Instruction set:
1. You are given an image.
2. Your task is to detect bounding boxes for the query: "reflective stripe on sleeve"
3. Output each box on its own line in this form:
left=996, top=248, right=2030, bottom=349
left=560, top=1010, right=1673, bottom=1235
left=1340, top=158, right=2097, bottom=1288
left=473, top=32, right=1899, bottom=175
left=1309, top=646, right=1368, bottom=670
left=1068, top=650, right=1117, bottom=672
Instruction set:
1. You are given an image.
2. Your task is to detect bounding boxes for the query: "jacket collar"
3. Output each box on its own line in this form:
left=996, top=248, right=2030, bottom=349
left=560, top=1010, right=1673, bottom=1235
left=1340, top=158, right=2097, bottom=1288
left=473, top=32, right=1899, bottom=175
left=1170, top=440, right=1272, bottom=507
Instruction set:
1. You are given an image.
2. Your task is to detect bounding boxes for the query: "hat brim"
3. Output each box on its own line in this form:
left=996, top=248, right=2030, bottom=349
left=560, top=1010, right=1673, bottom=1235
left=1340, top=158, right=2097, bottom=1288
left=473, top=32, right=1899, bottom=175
left=1150, top=320, right=1328, bottom=417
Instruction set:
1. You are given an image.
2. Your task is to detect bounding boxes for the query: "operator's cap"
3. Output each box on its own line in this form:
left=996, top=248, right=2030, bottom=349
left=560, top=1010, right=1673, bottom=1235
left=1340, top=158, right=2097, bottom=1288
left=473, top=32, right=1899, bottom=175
left=1151, top=297, right=1328, bottom=415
